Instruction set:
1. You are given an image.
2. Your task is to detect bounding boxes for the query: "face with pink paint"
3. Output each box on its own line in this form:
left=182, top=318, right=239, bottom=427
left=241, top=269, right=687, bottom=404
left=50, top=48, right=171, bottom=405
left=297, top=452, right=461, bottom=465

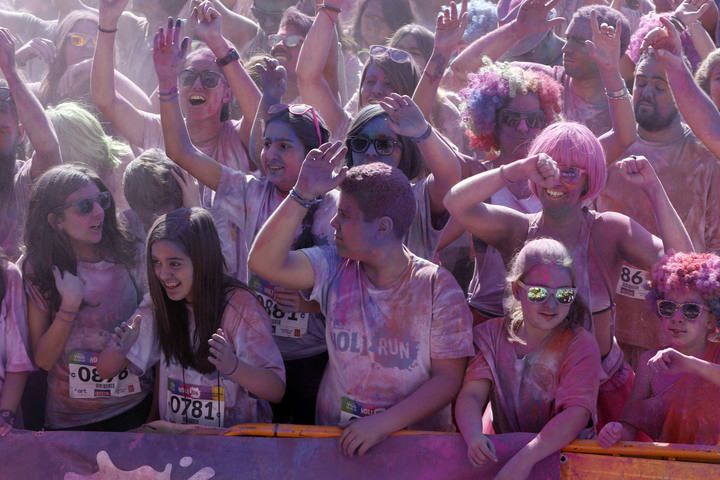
left=178, top=51, right=230, bottom=123
left=658, top=289, right=714, bottom=353
left=513, top=263, right=574, bottom=339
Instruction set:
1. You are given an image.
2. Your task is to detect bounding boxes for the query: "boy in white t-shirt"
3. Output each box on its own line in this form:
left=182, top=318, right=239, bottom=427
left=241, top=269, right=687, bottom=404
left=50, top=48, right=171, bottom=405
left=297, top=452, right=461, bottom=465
left=249, top=143, right=473, bottom=456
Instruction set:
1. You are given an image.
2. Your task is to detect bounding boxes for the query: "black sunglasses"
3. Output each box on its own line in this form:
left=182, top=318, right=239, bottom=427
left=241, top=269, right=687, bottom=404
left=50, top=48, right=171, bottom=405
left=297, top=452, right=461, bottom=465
left=179, top=69, right=224, bottom=89
left=59, top=191, right=112, bottom=215
left=348, top=136, right=401, bottom=156
left=499, top=109, right=547, bottom=130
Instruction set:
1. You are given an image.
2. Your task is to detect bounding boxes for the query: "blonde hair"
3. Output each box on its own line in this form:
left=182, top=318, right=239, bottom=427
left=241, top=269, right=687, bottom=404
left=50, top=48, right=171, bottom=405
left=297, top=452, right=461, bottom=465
left=504, top=238, right=589, bottom=343
left=46, top=102, right=131, bottom=178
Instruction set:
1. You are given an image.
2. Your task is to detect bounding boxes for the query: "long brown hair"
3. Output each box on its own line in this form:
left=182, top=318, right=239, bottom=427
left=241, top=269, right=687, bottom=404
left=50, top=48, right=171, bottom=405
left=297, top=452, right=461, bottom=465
left=23, top=164, right=136, bottom=314
left=146, top=208, right=250, bottom=374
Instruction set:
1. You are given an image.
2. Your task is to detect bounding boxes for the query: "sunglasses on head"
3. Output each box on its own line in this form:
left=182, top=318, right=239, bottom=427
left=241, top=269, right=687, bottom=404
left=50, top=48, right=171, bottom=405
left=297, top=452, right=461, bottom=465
left=517, top=280, right=577, bottom=304
left=348, top=136, right=401, bottom=156
left=499, top=109, right=547, bottom=130
left=267, top=103, right=323, bottom=144
left=179, top=69, right=224, bottom=88
left=656, top=299, right=709, bottom=320
left=368, top=45, right=412, bottom=64
left=68, top=33, right=96, bottom=48
left=59, top=191, right=112, bottom=215
left=269, top=34, right=303, bottom=49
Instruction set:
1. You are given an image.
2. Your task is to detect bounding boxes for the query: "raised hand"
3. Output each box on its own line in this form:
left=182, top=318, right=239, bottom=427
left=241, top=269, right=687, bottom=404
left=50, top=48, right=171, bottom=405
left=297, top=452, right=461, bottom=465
left=521, top=153, right=560, bottom=188
left=640, top=17, right=684, bottom=72
left=615, top=155, right=659, bottom=191
left=0, top=28, right=16, bottom=74
left=671, top=0, right=711, bottom=26
left=15, top=38, right=55, bottom=66
left=434, top=0, right=469, bottom=57
left=152, top=18, right=190, bottom=85
left=52, top=266, right=84, bottom=312
left=585, top=10, right=622, bottom=72
left=110, top=315, right=142, bottom=354
left=513, top=0, right=566, bottom=37
left=257, top=58, right=288, bottom=107
left=170, top=168, right=202, bottom=208
left=98, top=0, right=131, bottom=25
left=208, top=328, right=239, bottom=376
left=294, top=141, right=348, bottom=198
left=466, top=432, right=498, bottom=466
left=598, top=421, right=625, bottom=448
left=379, top=93, right=430, bottom=139
left=191, top=1, right=223, bottom=46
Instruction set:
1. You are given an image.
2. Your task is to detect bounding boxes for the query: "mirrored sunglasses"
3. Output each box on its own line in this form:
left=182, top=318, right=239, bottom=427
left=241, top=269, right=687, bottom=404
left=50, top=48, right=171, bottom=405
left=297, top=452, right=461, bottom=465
left=656, top=300, right=709, bottom=320
left=269, top=34, right=304, bottom=49
left=267, top=103, right=322, bottom=144
left=368, top=45, right=412, bottom=64
left=348, top=136, right=401, bottom=156
left=179, top=69, right=224, bottom=88
left=517, top=280, right=576, bottom=304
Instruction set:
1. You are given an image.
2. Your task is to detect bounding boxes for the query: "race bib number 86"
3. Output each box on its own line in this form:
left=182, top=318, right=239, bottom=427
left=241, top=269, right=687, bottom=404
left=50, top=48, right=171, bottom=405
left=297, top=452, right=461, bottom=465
left=616, top=264, right=651, bottom=300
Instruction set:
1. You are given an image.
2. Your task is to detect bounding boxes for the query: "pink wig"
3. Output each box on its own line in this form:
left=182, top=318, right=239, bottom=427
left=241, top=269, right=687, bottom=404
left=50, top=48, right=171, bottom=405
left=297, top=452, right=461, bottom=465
left=460, top=60, right=563, bottom=153
left=527, top=122, right=607, bottom=204
left=626, top=13, right=700, bottom=70
left=648, top=252, right=720, bottom=321
left=339, top=162, right=416, bottom=239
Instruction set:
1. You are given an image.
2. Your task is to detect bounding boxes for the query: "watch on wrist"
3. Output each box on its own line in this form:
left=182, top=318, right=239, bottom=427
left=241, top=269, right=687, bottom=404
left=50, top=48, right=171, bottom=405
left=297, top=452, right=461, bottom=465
left=216, top=48, right=239, bottom=67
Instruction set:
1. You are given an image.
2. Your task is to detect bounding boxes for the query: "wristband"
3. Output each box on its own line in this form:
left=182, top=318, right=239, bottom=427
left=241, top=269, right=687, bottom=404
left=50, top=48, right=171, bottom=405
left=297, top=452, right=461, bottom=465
left=0, top=409, right=15, bottom=426
left=411, top=123, right=433, bottom=143
left=98, top=25, right=118, bottom=34
left=669, top=16, right=686, bottom=32
left=158, top=86, right=178, bottom=97
left=605, top=86, right=629, bottom=100
left=289, top=187, right=323, bottom=209
left=158, top=91, right=179, bottom=102
left=216, top=48, right=239, bottom=67
left=58, top=307, right=79, bottom=316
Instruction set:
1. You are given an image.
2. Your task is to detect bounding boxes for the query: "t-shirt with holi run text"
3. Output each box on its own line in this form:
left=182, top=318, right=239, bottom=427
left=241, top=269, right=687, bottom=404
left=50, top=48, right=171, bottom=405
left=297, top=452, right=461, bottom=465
left=620, top=342, right=720, bottom=444
left=25, top=259, right=150, bottom=429
left=126, top=289, right=285, bottom=427
left=140, top=113, right=250, bottom=207
left=304, top=245, right=474, bottom=429
left=0, top=160, right=32, bottom=261
left=0, top=262, right=34, bottom=396
left=597, top=126, right=720, bottom=350
left=211, top=166, right=337, bottom=361
left=465, top=317, right=601, bottom=436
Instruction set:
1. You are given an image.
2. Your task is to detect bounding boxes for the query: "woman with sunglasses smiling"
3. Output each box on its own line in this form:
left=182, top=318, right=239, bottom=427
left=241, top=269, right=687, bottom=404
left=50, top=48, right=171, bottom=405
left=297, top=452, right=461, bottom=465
left=445, top=122, right=694, bottom=431
left=22, top=164, right=152, bottom=431
left=92, top=1, right=260, bottom=205
left=599, top=251, right=720, bottom=447
left=155, top=21, right=337, bottom=425
left=456, top=238, right=601, bottom=479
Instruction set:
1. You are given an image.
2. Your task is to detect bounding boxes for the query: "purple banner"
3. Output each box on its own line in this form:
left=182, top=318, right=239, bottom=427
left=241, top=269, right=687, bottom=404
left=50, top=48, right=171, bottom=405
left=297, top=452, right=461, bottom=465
left=0, top=429, right=560, bottom=479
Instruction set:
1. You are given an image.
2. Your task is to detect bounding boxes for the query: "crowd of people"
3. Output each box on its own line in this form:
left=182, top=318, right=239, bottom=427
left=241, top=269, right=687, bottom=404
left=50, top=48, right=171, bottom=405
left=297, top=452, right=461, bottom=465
left=0, top=0, right=719, bottom=476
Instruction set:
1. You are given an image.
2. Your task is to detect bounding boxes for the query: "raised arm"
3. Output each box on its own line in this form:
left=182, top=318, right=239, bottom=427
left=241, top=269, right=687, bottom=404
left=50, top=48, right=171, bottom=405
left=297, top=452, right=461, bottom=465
left=413, top=0, right=468, bottom=119
left=195, top=0, right=259, bottom=52
left=643, top=16, right=720, bottom=158
left=295, top=1, right=347, bottom=134
left=0, top=29, right=61, bottom=179
left=443, top=154, right=558, bottom=254
left=673, top=0, right=715, bottom=61
left=380, top=94, right=461, bottom=217
left=249, top=59, right=287, bottom=171
left=450, top=0, right=564, bottom=82
left=192, top=1, right=261, bottom=147
left=154, top=19, right=222, bottom=190
left=585, top=11, right=637, bottom=164
left=92, top=0, right=147, bottom=147
left=248, top=142, right=347, bottom=290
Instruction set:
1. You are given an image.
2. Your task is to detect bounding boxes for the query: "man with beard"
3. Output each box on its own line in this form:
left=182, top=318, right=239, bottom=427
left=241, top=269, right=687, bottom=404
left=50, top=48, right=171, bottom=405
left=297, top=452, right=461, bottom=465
left=268, top=7, right=312, bottom=104
left=597, top=51, right=720, bottom=369
left=451, top=2, right=631, bottom=136
left=0, top=29, right=61, bottom=260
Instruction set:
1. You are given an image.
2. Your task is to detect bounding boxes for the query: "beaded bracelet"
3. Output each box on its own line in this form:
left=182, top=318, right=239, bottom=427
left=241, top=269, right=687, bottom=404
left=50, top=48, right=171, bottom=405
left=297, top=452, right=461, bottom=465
left=289, top=187, right=323, bottom=209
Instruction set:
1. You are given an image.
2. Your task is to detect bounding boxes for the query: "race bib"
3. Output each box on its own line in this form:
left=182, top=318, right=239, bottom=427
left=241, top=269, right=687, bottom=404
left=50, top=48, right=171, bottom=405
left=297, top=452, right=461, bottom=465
left=68, top=350, right=141, bottom=399
left=339, top=396, right=386, bottom=426
left=256, top=292, right=309, bottom=338
left=166, top=378, right=225, bottom=427
left=616, top=264, right=651, bottom=300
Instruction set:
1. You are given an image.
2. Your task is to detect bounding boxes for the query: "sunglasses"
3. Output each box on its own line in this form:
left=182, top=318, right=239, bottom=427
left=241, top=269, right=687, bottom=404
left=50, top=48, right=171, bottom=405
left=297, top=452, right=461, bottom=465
left=0, top=87, right=11, bottom=103
left=499, top=110, right=547, bottom=130
left=368, top=45, right=412, bottom=64
left=517, top=280, right=576, bottom=305
left=68, top=33, right=96, bottom=48
left=656, top=300, right=709, bottom=320
left=348, top=136, right=401, bottom=156
left=179, top=69, right=224, bottom=88
left=59, top=191, right=112, bottom=215
left=269, top=34, right=303, bottom=49
left=267, top=103, right=323, bottom=144
left=559, top=166, right=586, bottom=183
